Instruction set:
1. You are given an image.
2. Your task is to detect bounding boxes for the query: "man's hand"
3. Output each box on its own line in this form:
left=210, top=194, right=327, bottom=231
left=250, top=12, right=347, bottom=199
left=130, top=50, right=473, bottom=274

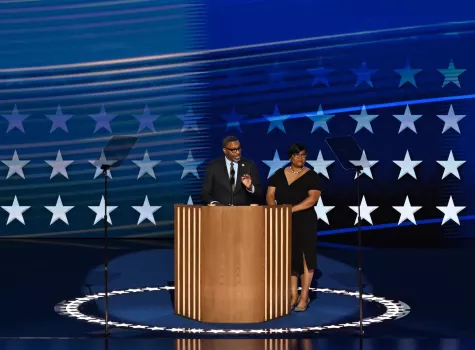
left=241, top=174, right=252, bottom=190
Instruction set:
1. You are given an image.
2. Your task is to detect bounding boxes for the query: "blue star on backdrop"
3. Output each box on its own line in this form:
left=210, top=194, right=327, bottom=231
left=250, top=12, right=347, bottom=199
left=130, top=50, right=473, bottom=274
left=352, top=61, right=377, bottom=87
left=89, top=105, right=117, bottom=133
left=264, top=105, right=288, bottom=134
left=307, top=65, right=334, bottom=87
left=45, top=105, right=72, bottom=133
left=394, top=60, right=422, bottom=87
left=438, top=59, right=466, bottom=88
left=177, top=107, right=204, bottom=132
left=133, top=105, right=159, bottom=133
left=2, top=105, right=29, bottom=133
left=221, top=107, right=246, bottom=133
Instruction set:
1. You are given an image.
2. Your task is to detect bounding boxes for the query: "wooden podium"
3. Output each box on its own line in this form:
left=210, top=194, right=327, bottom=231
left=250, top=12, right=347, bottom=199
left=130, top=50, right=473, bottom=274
left=174, top=204, right=292, bottom=323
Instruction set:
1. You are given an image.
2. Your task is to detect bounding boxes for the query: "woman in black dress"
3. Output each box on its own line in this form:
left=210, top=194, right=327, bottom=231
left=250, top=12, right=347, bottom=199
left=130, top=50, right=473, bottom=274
left=266, top=143, right=321, bottom=312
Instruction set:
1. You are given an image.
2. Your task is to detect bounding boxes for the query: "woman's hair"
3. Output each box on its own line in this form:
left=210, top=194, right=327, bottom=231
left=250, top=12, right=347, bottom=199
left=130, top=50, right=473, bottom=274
left=288, top=143, right=307, bottom=158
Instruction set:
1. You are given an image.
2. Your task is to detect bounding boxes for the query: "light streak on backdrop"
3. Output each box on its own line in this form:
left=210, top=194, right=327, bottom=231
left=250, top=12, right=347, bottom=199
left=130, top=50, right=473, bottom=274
left=0, top=0, right=474, bottom=240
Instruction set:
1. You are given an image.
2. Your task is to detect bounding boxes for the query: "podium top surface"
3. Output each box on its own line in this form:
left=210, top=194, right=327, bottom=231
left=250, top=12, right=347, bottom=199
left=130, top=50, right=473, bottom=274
left=174, top=204, right=291, bottom=208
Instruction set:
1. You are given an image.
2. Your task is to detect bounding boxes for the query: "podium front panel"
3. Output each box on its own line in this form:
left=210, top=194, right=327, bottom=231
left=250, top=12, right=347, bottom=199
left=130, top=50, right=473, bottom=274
left=200, top=206, right=265, bottom=323
left=174, top=205, right=291, bottom=324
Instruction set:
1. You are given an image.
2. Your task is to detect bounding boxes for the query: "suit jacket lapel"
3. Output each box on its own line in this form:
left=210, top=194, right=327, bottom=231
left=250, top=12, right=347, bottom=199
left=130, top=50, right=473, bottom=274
left=235, top=160, right=245, bottom=193
left=221, top=157, right=232, bottom=191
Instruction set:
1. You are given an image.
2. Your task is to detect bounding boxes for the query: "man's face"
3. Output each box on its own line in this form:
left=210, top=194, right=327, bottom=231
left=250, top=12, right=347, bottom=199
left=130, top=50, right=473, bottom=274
left=223, top=141, right=242, bottom=162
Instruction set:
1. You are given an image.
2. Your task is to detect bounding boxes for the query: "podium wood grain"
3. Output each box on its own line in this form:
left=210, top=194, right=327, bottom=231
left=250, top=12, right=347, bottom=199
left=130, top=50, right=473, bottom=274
left=174, top=204, right=291, bottom=323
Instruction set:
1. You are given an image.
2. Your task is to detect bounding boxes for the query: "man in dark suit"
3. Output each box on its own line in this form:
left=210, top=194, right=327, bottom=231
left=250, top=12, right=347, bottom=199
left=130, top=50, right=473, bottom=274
left=201, top=136, right=262, bottom=206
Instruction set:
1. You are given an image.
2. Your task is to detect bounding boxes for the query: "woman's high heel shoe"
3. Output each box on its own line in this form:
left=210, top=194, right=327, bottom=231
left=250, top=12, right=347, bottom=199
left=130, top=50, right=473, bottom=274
left=291, top=295, right=301, bottom=310
left=294, top=298, right=310, bottom=312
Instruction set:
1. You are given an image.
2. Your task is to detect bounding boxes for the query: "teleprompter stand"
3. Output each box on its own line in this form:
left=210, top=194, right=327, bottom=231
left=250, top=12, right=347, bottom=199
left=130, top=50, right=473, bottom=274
left=93, top=135, right=138, bottom=336
left=326, top=135, right=370, bottom=337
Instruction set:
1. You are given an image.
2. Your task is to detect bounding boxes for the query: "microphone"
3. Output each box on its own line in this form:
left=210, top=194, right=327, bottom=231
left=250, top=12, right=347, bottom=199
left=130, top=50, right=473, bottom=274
left=230, top=162, right=236, bottom=206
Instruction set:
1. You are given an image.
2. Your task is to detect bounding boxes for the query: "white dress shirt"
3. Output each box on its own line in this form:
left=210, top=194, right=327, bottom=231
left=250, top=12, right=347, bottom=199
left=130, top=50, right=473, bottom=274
left=209, top=158, right=255, bottom=204
left=225, top=157, right=254, bottom=193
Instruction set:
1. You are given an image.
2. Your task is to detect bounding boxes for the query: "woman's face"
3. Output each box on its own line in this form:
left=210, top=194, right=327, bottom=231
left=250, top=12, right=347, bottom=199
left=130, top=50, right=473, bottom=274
left=290, top=151, right=307, bottom=168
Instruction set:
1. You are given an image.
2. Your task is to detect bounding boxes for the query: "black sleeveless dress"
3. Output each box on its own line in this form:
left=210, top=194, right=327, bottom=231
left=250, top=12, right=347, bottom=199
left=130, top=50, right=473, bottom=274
left=268, top=168, right=321, bottom=275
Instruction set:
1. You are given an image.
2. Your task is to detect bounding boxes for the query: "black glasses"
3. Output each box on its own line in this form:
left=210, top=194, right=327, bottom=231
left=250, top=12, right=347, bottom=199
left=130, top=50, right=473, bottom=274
left=292, top=153, right=307, bottom=159
left=226, top=147, right=242, bottom=153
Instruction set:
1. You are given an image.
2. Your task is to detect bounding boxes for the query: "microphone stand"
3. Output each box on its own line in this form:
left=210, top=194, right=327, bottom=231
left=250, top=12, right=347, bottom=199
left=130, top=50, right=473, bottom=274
left=355, top=165, right=364, bottom=336
left=101, top=164, right=110, bottom=337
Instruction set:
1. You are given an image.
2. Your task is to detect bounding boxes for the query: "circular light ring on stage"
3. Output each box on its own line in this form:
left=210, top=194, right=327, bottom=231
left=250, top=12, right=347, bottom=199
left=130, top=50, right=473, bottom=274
left=55, top=286, right=411, bottom=334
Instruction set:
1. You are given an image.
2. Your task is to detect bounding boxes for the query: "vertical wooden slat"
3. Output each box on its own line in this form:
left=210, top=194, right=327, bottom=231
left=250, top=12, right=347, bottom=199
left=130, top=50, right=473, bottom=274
left=198, top=207, right=201, bottom=320
left=192, top=207, right=197, bottom=320
left=269, top=207, right=273, bottom=318
left=279, top=208, right=285, bottom=316
left=187, top=207, right=191, bottom=317
left=183, top=207, right=187, bottom=317
left=264, top=207, right=268, bottom=321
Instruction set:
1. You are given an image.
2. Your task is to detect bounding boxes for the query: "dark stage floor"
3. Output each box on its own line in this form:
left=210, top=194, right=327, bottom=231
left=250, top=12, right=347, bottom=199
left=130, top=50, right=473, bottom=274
left=0, top=238, right=473, bottom=349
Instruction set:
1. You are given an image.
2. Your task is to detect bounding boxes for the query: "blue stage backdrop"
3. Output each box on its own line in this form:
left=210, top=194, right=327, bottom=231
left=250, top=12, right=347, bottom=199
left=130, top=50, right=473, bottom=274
left=0, top=0, right=474, bottom=240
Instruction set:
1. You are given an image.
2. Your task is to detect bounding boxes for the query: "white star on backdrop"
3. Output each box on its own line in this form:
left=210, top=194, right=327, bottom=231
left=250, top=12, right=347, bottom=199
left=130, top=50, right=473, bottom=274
left=2, top=150, right=30, bottom=179
left=1, top=196, right=30, bottom=225
left=437, top=196, right=465, bottom=225
left=45, top=150, right=74, bottom=179
left=392, top=196, right=422, bottom=225
left=176, top=150, right=204, bottom=179
left=436, top=105, right=465, bottom=134
left=89, top=151, right=116, bottom=179
left=132, top=150, right=160, bottom=179
left=314, top=197, right=335, bottom=225
left=187, top=196, right=193, bottom=205
left=132, top=196, right=161, bottom=225
left=350, top=150, right=378, bottom=179
left=393, top=150, right=422, bottom=179
left=349, top=105, right=379, bottom=133
left=436, top=150, right=465, bottom=179
left=306, top=151, right=334, bottom=179
left=88, top=196, right=118, bottom=225
left=45, top=195, right=74, bottom=225
left=262, top=150, right=289, bottom=178
left=349, top=196, right=378, bottom=225
left=393, top=105, right=422, bottom=134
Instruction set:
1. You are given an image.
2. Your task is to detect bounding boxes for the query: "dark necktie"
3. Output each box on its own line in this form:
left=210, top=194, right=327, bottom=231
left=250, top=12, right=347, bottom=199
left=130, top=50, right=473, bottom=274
left=230, top=162, right=235, bottom=189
